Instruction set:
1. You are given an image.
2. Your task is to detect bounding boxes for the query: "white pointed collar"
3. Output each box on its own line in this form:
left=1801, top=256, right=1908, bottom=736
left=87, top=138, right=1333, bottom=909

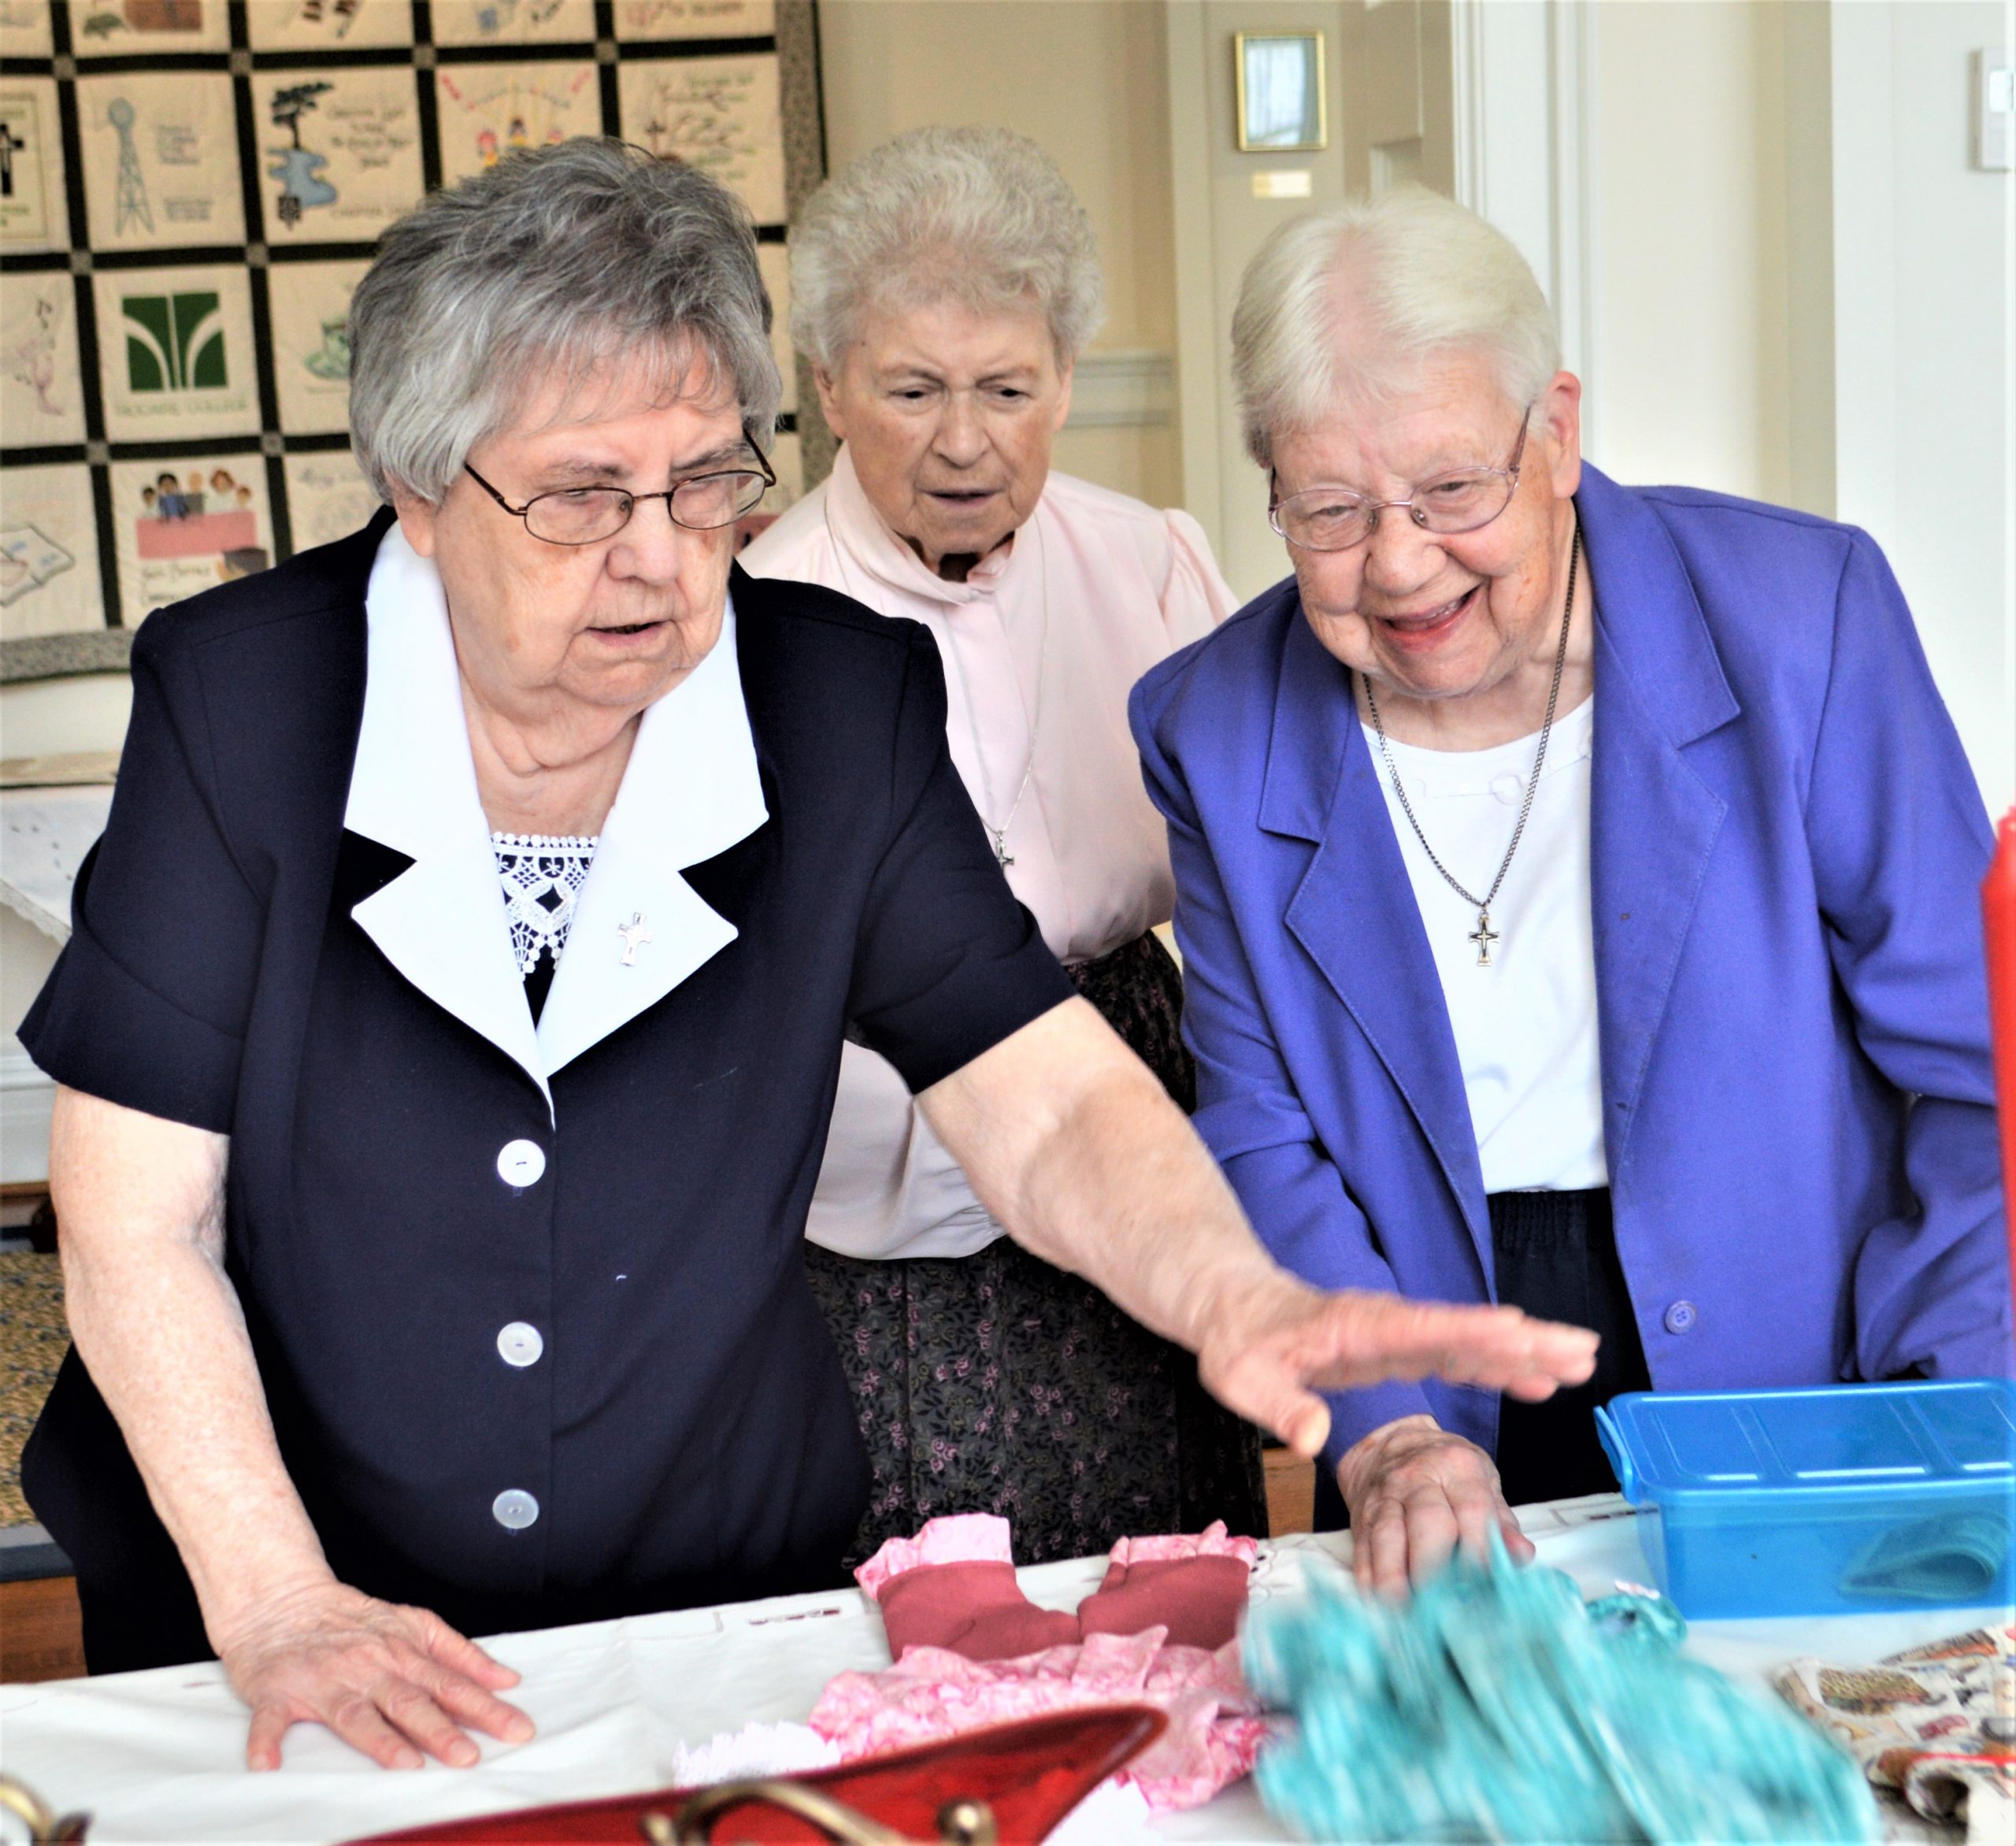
left=343, top=525, right=767, bottom=1119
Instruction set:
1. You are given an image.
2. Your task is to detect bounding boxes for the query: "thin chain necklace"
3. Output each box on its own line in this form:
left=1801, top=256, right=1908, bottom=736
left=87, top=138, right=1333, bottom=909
left=1363, top=526, right=1580, bottom=967
left=826, top=495, right=1050, bottom=869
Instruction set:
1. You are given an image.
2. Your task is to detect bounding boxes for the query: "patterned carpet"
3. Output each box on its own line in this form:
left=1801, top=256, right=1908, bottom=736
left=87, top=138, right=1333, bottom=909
left=0, top=1251, right=65, bottom=1528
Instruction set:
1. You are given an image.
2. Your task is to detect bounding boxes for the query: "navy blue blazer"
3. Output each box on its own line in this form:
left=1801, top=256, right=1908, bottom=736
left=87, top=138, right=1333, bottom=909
left=21, top=512, right=1073, bottom=1664
left=1132, top=465, right=2012, bottom=1467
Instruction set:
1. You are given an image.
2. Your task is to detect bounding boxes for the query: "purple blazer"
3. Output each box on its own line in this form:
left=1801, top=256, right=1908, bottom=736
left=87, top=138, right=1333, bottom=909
left=1131, top=465, right=2013, bottom=1467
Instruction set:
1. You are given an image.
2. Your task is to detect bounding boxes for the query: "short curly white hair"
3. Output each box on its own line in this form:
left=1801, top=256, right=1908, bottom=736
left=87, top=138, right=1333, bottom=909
left=788, top=126, right=1103, bottom=371
left=1232, top=187, right=1562, bottom=468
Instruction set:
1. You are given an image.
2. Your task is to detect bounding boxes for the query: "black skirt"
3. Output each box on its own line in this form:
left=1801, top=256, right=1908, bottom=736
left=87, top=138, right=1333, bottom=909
left=1488, top=1187, right=1652, bottom=1503
left=804, top=931, right=1268, bottom=1566
left=1314, top=1185, right=1652, bottom=1528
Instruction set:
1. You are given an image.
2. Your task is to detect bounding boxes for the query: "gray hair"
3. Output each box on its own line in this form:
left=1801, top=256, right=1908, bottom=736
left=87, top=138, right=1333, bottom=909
left=347, top=139, right=780, bottom=504
left=788, top=126, right=1103, bottom=372
left=1231, top=187, right=1561, bottom=468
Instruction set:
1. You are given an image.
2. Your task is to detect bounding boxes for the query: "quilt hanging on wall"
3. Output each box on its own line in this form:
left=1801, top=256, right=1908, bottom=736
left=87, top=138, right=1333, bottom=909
left=0, top=0, right=827, bottom=677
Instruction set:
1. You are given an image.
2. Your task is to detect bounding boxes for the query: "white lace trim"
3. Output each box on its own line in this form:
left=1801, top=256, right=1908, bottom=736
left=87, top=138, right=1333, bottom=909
left=493, top=832, right=598, bottom=976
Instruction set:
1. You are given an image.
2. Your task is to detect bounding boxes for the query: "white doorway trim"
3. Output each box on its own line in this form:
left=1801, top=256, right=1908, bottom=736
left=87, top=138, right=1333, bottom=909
left=1451, top=0, right=1601, bottom=450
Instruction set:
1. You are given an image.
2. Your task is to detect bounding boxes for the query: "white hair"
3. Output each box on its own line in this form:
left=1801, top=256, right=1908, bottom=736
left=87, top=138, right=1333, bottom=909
left=347, top=139, right=780, bottom=505
left=1231, top=187, right=1561, bottom=467
left=788, top=125, right=1103, bottom=371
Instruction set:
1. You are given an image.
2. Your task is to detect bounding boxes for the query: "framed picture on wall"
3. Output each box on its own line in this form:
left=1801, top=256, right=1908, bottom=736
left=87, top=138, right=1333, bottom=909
left=1234, top=30, right=1327, bottom=154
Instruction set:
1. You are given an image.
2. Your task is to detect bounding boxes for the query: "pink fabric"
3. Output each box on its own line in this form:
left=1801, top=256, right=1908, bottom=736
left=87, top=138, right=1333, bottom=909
left=741, top=449, right=1238, bottom=1261
left=1103, top=1524, right=1260, bottom=1570
left=855, top=1517, right=1260, bottom=1663
left=809, top=1629, right=1269, bottom=1814
left=1079, top=1522, right=1260, bottom=1651
left=876, top=1561, right=1081, bottom=1664
left=854, top=1512, right=1014, bottom=1598
left=1079, top=1558, right=1251, bottom=1652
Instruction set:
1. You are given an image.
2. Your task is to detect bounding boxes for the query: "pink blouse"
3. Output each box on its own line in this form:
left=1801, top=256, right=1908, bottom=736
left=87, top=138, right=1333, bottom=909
left=740, top=446, right=1236, bottom=1259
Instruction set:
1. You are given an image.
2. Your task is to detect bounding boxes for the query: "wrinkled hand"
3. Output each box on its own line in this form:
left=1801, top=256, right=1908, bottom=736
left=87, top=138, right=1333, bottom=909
left=215, top=1577, right=536, bottom=1770
left=1340, top=1414, right=1532, bottom=1597
left=1195, top=1280, right=1599, bottom=1459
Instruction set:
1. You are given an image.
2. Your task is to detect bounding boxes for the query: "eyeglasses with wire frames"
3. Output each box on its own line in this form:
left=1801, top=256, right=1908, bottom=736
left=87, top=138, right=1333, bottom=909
left=463, top=448, right=776, bottom=547
left=1268, top=402, right=1536, bottom=552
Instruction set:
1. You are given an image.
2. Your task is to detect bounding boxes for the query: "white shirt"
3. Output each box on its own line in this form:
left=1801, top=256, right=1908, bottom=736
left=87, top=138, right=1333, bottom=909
left=1366, top=693, right=1609, bottom=1192
left=741, top=447, right=1237, bottom=1257
left=343, top=525, right=767, bottom=1122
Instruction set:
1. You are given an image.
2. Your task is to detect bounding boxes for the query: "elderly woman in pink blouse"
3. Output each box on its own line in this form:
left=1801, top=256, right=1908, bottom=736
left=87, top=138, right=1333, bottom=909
left=743, top=126, right=1255, bottom=1562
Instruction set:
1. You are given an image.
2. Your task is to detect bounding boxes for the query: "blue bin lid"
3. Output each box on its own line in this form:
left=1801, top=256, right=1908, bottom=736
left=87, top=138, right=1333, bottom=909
left=1595, top=1379, right=2016, bottom=1504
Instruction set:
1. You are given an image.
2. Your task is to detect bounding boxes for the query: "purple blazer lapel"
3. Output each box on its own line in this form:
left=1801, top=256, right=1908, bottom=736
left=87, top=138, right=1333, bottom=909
left=1579, top=468, right=1740, bottom=1183
left=1262, top=606, right=1493, bottom=1275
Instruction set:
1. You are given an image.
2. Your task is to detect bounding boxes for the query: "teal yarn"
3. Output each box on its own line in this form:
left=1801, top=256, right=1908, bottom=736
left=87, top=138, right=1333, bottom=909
left=1243, top=1540, right=1878, bottom=1843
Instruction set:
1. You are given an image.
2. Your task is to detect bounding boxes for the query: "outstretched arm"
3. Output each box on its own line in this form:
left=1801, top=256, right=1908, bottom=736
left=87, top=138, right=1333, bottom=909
left=919, top=998, right=1598, bottom=1459
left=51, top=1086, right=533, bottom=1770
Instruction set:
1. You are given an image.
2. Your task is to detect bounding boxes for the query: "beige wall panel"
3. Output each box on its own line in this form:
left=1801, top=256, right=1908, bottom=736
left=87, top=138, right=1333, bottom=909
left=819, top=0, right=1178, bottom=351
left=1051, top=422, right=1181, bottom=510
left=0, top=673, right=132, bottom=760
left=814, top=0, right=1184, bottom=505
left=1588, top=0, right=1782, bottom=503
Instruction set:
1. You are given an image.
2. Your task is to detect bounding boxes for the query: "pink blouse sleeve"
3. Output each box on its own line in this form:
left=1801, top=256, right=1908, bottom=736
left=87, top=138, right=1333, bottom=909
left=1159, top=509, right=1240, bottom=648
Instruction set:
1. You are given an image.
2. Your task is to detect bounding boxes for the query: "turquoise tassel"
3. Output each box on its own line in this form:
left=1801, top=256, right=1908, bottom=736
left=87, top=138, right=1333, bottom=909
left=1243, top=1539, right=1878, bottom=1842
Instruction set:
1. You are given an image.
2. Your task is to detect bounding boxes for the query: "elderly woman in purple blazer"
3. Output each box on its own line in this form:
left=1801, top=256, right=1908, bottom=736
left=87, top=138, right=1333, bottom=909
left=1131, top=188, right=2012, bottom=1597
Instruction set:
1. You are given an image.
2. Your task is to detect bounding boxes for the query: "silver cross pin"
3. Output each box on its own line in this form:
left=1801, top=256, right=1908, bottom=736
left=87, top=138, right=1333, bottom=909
left=617, top=911, right=653, bottom=967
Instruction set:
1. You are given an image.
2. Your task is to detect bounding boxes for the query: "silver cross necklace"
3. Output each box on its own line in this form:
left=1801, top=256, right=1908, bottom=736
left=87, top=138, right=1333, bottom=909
left=1362, top=526, right=1580, bottom=967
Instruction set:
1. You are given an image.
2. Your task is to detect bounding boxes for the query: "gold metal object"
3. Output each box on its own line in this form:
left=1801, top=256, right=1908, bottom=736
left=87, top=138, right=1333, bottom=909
left=0, top=1776, right=91, bottom=1844
left=1234, top=30, right=1329, bottom=153
left=641, top=1779, right=998, bottom=1844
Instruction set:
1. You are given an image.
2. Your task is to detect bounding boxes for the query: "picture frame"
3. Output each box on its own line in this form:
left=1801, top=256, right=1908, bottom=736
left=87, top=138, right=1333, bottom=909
left=1234, top=29, right=1328, bottom=154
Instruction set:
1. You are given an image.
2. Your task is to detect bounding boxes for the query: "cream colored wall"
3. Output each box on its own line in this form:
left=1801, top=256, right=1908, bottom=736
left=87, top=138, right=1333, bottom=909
left=1829, top=0, right=2013, bottom=810
left=1584, top=0, right=2010, bottom=810
left=814, top=0, right=1184, bottom=506
left=1586, top=0, right=1793, bottom=503
left=0, top=673, right=133, bottom=760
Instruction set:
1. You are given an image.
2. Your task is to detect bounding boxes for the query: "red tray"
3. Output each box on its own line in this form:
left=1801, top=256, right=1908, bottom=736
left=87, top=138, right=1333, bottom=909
left=350, top=1704, right=1167, bottom=1844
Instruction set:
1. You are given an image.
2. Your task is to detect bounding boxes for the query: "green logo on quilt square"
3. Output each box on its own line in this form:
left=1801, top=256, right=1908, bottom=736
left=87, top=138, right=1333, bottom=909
left=122, top=291, right=227, bottom=394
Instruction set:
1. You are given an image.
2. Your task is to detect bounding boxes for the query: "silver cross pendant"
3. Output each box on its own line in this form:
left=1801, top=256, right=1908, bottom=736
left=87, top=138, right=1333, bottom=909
left=617, top=911, right=653, bottom=966
left=991, top=830, right=1014, bottom=869
left=1469, top=909, right=1500, bottom=967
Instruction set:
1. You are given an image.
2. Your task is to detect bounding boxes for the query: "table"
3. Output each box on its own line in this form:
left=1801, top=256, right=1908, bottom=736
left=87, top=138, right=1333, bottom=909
left=1, top=1497, right=2002, bottom=1844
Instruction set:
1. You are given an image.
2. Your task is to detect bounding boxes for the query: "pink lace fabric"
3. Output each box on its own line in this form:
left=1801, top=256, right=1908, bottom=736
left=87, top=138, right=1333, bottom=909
left=853, top=1515, right=1258, bottom=1601
left=854, top=1512, right=1014, bottom=1599
left=810, top=1628, right=1269, bottom=1814
left=1106, top=1524, right=1258, bottom=1569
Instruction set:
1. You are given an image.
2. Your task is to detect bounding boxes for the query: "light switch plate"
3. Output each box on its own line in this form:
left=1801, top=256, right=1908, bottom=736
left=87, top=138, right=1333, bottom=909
left=1975, top=50, right=2014, bottom=171
left=1251, top=170, right=1313, bottom=200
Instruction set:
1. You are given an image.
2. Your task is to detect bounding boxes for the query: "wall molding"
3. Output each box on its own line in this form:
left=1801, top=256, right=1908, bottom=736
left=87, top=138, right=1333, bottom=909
left=1065, top=349, right=1177, bottom=429
left=1, top=1046, right=54, bottom=1190
left=2, top=630, right=135, bottom=685
left=1451, top=0, right=1601, bottom=450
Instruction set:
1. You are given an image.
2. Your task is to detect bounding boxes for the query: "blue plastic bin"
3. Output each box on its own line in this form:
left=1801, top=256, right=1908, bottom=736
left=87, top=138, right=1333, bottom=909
left=1593, top=1380, right=2016, bottom=1620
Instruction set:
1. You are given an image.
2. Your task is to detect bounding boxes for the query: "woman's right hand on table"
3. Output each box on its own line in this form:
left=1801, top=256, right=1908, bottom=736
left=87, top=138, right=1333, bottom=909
left=214, top=1576, right=536, bottom=1770
left=1337, top=1413, right=1533, bottom=1599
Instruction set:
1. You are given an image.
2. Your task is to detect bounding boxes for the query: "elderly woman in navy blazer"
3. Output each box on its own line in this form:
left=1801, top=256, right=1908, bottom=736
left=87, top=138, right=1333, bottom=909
left=1131, top=188, right=2011, bottom=1599
left=21, top=146, right=1595, bottom=1772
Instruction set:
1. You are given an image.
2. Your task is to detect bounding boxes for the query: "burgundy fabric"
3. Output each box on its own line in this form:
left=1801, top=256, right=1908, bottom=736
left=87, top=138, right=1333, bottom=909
left=1076, top=1553, right=1252, bottom=1652
left=875, top=1559, right=1081, bottom=1663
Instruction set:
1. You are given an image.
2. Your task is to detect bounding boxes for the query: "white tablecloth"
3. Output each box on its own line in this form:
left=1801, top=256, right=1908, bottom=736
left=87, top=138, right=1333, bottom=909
left=2, top=1497, right=2002, bottom=1845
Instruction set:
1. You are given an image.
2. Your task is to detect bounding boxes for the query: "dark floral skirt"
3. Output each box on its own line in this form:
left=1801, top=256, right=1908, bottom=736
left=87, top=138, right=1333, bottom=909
left=804, top=931, right=1268, bottom=1567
